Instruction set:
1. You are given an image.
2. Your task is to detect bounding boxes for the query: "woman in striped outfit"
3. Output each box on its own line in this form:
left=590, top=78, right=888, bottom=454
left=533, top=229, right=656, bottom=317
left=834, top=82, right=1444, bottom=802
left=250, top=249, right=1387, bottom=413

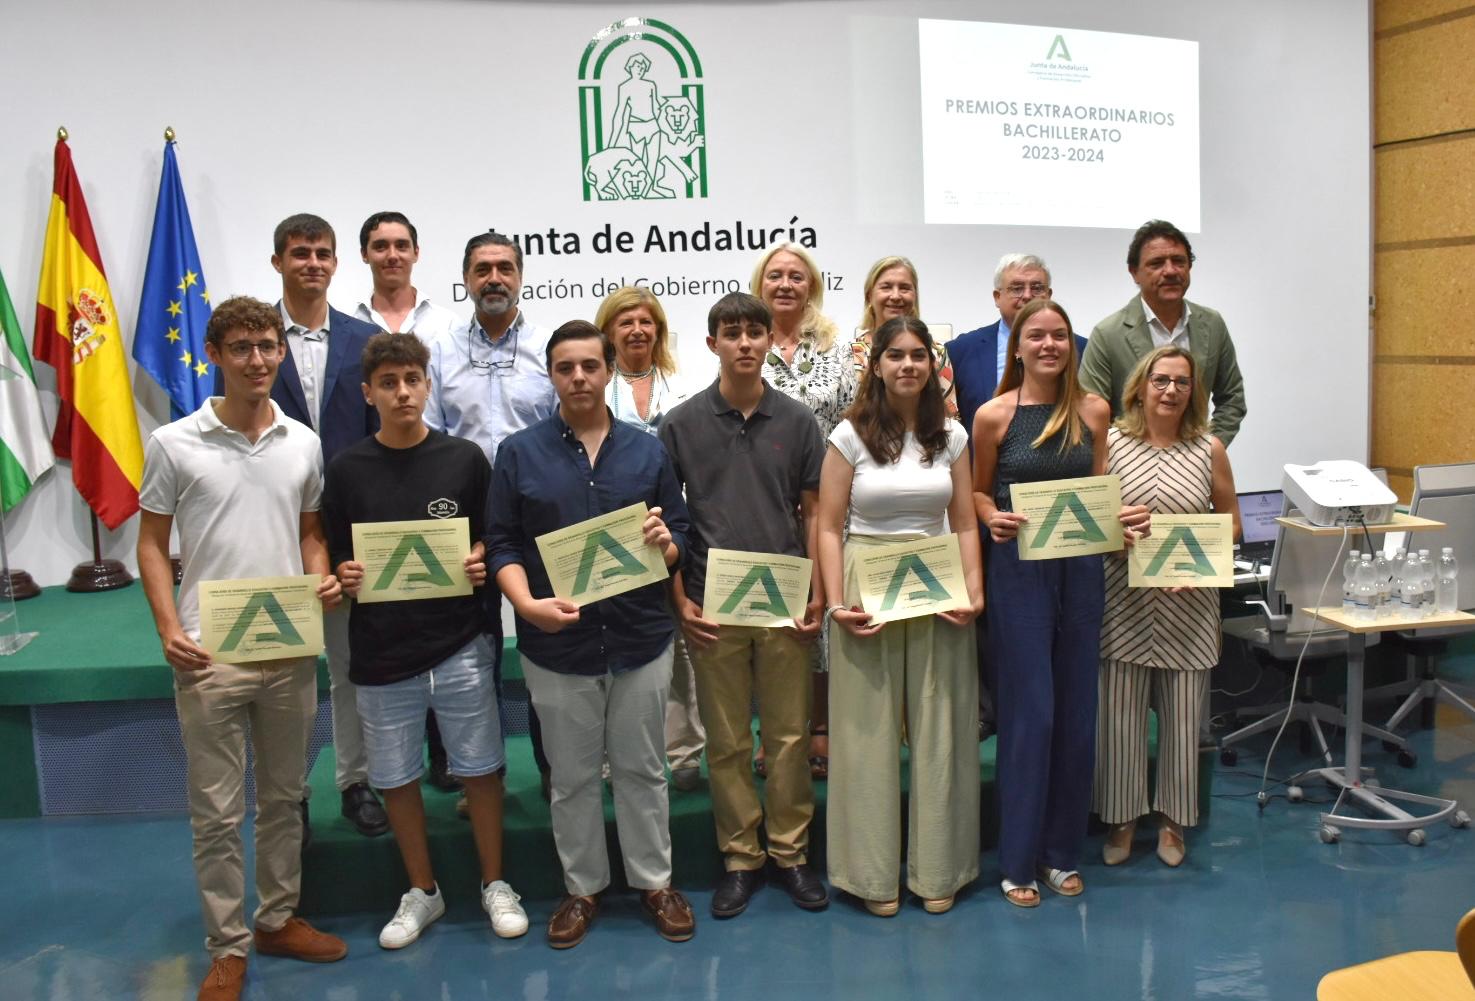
left=1095, top=346, right=1241, bottom=867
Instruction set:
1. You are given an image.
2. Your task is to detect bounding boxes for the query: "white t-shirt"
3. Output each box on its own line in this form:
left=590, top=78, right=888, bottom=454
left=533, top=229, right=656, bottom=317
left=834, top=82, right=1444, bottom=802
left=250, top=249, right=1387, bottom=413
left=139, top=398, right=324, bottom=642
left=829, top=418, right=967, bottom=537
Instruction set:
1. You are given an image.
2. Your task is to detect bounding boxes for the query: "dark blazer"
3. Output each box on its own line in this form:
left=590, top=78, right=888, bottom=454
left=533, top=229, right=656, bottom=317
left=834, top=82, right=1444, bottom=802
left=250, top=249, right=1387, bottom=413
left=951, top=320, right=1088, bottom=441
left=215, top=304, right=380, bottom=463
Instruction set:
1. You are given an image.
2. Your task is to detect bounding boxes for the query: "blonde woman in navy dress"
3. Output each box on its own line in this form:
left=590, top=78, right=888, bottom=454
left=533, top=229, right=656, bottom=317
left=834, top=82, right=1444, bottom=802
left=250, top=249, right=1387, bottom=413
left=971, top=298, right=1149, bottom=907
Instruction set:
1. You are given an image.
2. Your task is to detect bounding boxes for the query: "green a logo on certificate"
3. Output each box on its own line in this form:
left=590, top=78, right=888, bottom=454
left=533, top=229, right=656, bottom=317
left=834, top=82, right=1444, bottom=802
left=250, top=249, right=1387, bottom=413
left=353, top=518, right=474, bottom=604
left=704, top=549, right=812, bottom=627
left=219, top=592, right=305, bottom=652
left=1010, top=475, right=1124, bottom=560
left=880, top=554, right=952, bottom=611
left=373, top=534, right=455, bottom=591
left=1141, top=526, right=1216, bottom=578
left=572, top=530, right=650, bottom=595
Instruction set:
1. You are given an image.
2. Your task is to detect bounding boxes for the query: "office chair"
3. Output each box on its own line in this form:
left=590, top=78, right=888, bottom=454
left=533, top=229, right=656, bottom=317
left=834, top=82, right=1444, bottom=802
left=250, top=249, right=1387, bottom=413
left=1364, top=463, right=1475, bottom=733
left=1316, top=906, right=1475, bottom=999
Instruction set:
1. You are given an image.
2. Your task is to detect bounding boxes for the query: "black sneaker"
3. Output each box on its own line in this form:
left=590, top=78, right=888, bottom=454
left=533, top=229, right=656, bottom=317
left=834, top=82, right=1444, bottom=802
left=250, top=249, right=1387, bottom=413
left=711, top=868, right=764, bottom=918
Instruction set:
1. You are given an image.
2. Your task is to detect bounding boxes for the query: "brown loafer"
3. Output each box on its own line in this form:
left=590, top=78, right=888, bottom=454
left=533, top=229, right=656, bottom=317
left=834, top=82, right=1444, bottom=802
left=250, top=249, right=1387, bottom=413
left=642, top=887, right=696, bottom=942
left=253, top=916, right=347, bottom=963
left=548, top=894, right=598, bottom=949
left=197, top=954, right=246, bottom=1001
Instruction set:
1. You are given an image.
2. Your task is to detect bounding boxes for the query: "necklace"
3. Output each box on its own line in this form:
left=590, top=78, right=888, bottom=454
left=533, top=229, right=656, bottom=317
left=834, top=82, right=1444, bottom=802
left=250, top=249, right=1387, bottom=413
left=612, top=371, right=658, bottom=428
left=616, top=365, right=654, bottom=382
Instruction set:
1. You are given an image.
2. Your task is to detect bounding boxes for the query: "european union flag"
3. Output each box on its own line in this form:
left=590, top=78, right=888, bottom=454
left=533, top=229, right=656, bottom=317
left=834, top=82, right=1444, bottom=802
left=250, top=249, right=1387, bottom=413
left=134, top=140, right=212, bottom=420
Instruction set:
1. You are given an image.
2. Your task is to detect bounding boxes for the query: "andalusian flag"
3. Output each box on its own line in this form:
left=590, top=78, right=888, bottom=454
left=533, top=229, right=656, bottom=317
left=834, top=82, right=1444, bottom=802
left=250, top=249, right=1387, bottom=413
left=0, top=266, right=54, bottom=512
left=33, top=138, right=144, bottom=530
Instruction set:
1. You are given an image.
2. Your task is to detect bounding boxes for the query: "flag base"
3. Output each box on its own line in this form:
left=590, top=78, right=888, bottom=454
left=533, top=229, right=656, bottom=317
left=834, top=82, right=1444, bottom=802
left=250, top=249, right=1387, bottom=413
left=66, top=559, right=134, bottom=592
left=0, top=571, right=40, bottom=601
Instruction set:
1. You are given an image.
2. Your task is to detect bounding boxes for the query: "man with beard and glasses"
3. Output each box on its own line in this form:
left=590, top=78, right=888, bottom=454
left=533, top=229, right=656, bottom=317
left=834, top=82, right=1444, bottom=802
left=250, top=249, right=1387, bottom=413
left=1080, top=219, right=1247, bottom=446
left=427, top=231, right=557, bottom=803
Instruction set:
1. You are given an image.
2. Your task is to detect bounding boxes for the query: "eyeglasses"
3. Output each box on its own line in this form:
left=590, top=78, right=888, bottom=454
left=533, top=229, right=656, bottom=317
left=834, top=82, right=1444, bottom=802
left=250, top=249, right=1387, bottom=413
left=1148, top=375, right=1193, bottom=391
left=1003, top=282, right=1048, bottom=299
left=469, top=324, right=518, bottom=377
left=222, top=339, right=280, bottom=359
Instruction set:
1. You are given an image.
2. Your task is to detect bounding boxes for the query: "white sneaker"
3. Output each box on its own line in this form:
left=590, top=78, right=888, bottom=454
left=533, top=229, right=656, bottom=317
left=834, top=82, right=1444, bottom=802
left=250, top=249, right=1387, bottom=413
left=379, top=886, right=445, bottom=949
left=482, top=879, right=529, bottom=939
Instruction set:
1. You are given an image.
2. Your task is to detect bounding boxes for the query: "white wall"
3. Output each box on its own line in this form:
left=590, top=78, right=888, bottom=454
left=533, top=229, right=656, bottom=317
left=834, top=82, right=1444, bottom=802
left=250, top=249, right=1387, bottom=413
left=0, top=0, right=1370, bottom=586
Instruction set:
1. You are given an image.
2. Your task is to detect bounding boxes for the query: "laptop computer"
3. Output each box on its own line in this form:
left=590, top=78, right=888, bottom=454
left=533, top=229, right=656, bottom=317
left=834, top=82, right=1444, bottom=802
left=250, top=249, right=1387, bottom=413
left=1236, top=489, right=1285, bottom=565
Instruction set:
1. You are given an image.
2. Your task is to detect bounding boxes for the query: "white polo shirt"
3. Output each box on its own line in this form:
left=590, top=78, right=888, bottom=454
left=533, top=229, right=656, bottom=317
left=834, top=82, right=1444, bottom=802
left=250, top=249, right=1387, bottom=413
left=353, top=292, right=459, bottom=344
left=140, top=398, right=323, bottom=641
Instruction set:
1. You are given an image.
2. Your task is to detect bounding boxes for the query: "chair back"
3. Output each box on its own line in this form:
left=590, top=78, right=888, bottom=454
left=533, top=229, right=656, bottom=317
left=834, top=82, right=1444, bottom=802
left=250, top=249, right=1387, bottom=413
left=1457, top=907, right=1475, bottom=986
left=1409, top=463, right=1475, bottom=612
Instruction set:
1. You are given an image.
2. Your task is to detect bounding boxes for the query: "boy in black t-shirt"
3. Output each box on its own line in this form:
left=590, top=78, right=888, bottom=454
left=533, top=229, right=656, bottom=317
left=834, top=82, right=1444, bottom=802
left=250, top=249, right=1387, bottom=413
left=323, top=332, right=527, bottom=949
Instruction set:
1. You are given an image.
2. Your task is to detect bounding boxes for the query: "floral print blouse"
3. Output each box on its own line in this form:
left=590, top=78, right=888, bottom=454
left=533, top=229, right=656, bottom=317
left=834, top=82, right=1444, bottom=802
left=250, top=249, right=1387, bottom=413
left=762, top=337, right=858, bottom=440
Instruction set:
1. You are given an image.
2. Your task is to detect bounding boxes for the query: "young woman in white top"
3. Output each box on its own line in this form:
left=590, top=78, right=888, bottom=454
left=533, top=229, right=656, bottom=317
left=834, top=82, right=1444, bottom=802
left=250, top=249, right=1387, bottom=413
left=817, top=316, right=984, bottom=917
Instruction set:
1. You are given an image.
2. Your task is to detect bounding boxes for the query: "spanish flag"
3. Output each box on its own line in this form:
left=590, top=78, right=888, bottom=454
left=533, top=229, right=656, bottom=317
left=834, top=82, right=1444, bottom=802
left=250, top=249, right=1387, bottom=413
left=33, top=138, right=143, bottom=530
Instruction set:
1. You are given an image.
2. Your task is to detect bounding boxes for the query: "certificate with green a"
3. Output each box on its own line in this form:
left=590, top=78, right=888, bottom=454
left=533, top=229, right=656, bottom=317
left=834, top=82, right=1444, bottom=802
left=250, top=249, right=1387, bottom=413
left=856, top=535, right=970, bottom=625
left=703, top=549, right=813, bottom=627
left=352, top=518, right=473, bottom=604
left=1010, top=474, right=1124, bottom=560
left=535, top=503, right=668, bottom=606
left=199, top=575, right=324, bottom=663
left=1129, top=514, right=1234, bottom=588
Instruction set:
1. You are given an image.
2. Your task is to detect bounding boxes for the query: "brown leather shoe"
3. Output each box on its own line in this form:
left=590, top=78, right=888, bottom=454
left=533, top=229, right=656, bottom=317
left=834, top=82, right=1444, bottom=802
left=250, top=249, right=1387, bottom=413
left=197, top=954, right=246, bottom=1001
left=547, top=895, right=597, bottom=949
left=642, top=887, right=695, bottom=942
left=253, top=916, right=348, bottom=963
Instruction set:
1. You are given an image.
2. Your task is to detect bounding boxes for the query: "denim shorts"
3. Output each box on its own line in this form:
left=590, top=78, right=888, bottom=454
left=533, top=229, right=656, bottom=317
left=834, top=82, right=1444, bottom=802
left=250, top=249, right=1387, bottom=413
left=356, top=634, right=504, bottom=789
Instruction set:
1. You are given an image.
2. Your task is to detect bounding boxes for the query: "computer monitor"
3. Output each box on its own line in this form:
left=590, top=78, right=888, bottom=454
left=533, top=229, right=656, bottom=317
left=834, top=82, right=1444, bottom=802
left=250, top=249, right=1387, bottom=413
left=1238, top=490, right=1285, bottom=546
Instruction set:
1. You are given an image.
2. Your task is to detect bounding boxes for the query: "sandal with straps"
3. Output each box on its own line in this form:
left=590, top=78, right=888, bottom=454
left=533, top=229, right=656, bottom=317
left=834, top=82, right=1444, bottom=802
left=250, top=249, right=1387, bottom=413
left=1037, top=867, right=1084, bottom=897
left=1000, top=879, right=1040, bottom=908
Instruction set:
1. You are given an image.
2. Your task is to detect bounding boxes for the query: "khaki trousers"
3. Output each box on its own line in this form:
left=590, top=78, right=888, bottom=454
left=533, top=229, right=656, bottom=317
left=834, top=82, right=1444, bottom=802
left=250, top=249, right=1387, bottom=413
left=665, top=630, right=706, bottom=771
left=316, top=605, right=367, bottom=792
left=690, top=624, right=813, bottom=869
left=174, top=657, right=316, bottom=959
left=827, top=535, right=980, bottom=901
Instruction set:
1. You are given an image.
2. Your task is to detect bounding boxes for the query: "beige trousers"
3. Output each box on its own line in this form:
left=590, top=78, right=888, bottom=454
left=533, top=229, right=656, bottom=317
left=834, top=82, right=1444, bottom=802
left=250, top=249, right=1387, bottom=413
left=174, top=657, right=316, bottom=958
left=826, top=535, right=980, bottom=901
left=690, top=624, right=813, bottom=869
left=665, top=630, right=706, bottom=771
left=1093, top=658, right=1210, bottom=827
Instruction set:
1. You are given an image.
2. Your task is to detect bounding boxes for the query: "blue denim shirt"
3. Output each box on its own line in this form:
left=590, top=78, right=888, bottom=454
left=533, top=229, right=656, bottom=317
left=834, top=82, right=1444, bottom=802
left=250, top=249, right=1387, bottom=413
left=487, top=409, right=689, bottom=675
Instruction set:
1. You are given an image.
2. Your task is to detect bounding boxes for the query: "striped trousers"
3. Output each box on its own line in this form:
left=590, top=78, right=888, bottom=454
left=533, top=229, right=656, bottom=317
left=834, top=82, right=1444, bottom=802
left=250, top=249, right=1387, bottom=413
left=1092, top=658, right=1209, bottom=827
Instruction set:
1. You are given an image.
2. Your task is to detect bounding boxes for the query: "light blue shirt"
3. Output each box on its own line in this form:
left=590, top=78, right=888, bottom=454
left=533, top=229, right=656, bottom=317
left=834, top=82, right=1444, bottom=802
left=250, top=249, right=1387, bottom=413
left=425, top=311, right=557, bottom=466
left=994, top=315, right=1012, bottom=390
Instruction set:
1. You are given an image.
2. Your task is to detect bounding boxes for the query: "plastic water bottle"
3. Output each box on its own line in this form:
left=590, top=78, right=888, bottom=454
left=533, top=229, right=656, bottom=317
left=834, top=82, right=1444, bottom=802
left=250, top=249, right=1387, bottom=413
left=1419, top=549, right=1436, bottom=616
left=1374, top=550, right=1394, bottom=618
left=1354, top=555, right=1378, bottom=622
left=1399, top=551, right=1423, bottom=616
left=1342, top=549, right=1362, bottom=612
left=1437, top=548, right=1459, bottom=613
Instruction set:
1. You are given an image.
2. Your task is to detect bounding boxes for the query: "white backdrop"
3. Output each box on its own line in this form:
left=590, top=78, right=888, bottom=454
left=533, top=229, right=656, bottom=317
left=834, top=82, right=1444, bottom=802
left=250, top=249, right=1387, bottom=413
left=0, top=0, right=1370, bottom=586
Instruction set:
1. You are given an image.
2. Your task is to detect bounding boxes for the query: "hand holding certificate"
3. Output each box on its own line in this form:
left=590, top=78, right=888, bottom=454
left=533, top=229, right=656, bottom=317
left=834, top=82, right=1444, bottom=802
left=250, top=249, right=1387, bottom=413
left=199, top=575, right=325, bottom=663
left=1129, top=514, right=1234, bottom=587
left=1010, top=475, right=1125, bottom=560
left=856, top=535, right=970, bottom=625
left=351, top=518, right=474, bottom=603
left=703, top=549, right=813, bottom=628
left=535, top=502, right=669, bottom=606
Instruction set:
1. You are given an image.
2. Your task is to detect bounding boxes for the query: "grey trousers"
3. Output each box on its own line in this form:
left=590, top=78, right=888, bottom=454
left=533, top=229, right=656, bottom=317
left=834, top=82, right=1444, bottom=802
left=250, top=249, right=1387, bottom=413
left=523, top=644, right=675, bottom=896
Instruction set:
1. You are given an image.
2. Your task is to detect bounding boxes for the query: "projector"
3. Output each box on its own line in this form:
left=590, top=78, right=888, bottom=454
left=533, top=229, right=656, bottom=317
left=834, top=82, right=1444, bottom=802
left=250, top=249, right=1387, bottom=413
left=1281, top=461, right=1397, bottom=527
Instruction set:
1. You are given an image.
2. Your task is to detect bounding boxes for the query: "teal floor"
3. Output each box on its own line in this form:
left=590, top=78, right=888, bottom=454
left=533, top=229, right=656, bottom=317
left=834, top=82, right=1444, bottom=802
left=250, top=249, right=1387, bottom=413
left=5, top=683, right=1475, bottom=998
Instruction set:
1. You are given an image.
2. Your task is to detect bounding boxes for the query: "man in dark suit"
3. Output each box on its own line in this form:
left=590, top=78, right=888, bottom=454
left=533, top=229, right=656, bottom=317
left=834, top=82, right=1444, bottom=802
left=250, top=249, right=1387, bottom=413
left=1079, top=219, right=1246, bottom=445
left=951, top=253, right=1088, bottom=439
left=270, top=213, right=387, bottom=839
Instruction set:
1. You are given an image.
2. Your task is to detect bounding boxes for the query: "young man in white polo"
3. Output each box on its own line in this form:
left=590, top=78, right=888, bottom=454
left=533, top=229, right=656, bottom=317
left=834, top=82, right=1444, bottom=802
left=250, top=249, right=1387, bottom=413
left=322, top=331, right=527, bottom=948
left=138, top=296, right=348, bottom=1001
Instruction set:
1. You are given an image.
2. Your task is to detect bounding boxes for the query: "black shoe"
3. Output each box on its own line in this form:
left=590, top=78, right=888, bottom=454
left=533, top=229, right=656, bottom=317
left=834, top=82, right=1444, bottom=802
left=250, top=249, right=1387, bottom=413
left=299, top=798, right=312, bottom=854
left=711, top=868, right=764, bottom=918
left=774, top=863, right=829, bottom=910
left=427, top=754, right=462, bottom=792
left=340, top=782, right=389, bottom=837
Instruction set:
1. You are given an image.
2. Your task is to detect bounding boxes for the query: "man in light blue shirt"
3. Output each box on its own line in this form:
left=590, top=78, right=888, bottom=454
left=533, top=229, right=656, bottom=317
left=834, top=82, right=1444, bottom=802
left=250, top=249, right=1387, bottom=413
left=426, top=232, right=556, bottom=466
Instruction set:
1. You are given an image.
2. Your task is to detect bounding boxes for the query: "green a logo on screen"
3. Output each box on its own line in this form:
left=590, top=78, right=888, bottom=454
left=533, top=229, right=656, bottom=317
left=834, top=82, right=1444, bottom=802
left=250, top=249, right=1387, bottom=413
left=572, top=530, right=649, bottom=595
left=1046, top=34, right=1072, bottom=61
left=880, top=555, right=951, bottom=611
left=219, top=593, right=304, bottom=652
left=373, top=534, right=454, bottom=591
left=1142, top=527, right=1216, bottom=577
left=577, top=17, right=707, bottom=201
left=1029, top=492, right=1108, bottom=549
left=717, top=565, right=791, bottom=618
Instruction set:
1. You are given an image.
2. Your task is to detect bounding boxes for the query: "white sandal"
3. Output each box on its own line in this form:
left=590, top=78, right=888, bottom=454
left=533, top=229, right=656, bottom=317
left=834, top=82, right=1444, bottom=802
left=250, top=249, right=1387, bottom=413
left=1038, top=867, right=1084, bottom=897
left=1000, top=879, right=1040, bottom=908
